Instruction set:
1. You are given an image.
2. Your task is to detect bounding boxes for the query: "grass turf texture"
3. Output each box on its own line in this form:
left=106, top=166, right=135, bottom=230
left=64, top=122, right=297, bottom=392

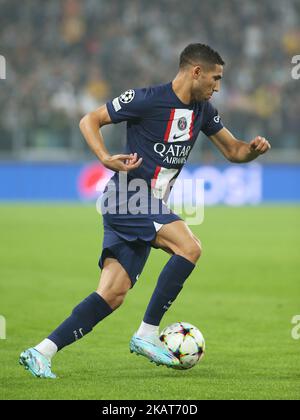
left=0, top=205, right=299, bottom=400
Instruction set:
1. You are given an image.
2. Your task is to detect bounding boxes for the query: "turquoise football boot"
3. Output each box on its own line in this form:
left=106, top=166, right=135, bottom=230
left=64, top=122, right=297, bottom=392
left=130, top=334, right=179, bottom=368
left=19, top=348, right=56, bottom=379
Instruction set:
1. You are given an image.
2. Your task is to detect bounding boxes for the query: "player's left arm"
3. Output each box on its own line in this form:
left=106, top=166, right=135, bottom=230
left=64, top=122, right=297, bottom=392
left=209, top=127, right=271, bottom=163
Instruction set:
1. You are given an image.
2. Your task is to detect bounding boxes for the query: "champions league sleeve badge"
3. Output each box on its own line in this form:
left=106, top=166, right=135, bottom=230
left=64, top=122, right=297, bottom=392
left=119, top=89, right=135, bottom=104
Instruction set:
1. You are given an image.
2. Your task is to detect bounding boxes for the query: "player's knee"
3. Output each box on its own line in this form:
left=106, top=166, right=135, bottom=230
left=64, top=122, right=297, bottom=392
left=180, top=239, right=202, bottom=263
left=110, top=289, right=127, bottom=310
left=99, top=286, right=129, bottom=311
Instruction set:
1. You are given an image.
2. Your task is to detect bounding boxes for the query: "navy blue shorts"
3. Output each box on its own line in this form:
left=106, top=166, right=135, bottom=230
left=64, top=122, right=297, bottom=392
left=98, top=210, right=181, bottom=287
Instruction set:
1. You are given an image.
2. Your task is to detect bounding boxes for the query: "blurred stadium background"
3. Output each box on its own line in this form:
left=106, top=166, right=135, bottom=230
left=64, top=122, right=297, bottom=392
left=0, top=0, right=299, bottom=203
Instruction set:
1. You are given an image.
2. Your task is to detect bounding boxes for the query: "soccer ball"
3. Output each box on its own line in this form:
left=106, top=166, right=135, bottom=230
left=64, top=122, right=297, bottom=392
left=160, top=322, right=205, bottom=370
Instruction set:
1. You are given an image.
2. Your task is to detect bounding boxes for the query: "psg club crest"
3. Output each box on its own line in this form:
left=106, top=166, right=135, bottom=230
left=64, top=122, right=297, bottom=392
left=178, top=117, right=187, bottom=131
left=119, top=89, right=135, bottom=104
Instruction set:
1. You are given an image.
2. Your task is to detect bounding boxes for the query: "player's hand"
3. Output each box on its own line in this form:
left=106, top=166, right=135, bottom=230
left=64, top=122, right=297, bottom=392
left=102, top=153, right=143, bottom=172
left=249, top=136, right=271, bottom=155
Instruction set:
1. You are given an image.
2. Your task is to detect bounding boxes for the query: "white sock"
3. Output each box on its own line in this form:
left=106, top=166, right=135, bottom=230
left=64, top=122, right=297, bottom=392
left=35, top=339, right=58, bottom=361
left=136, top=321, right=159, bottom=338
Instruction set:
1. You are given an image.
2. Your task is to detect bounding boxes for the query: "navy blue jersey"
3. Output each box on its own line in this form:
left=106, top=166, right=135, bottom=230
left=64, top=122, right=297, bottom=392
left=106, top=82, right=223, bottom=201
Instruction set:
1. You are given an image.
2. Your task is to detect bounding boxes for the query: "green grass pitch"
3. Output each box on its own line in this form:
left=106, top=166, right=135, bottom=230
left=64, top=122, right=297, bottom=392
left=0, top=205, right=299, bottom=400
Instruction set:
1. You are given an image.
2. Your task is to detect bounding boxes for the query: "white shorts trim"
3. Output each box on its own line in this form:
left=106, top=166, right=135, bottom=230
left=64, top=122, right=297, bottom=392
left=153, top=221, right=164, bottom=232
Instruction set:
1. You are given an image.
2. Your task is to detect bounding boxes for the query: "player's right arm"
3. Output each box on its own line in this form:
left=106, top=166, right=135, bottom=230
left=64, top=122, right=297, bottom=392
left=79, top=104, right=142, bottom=172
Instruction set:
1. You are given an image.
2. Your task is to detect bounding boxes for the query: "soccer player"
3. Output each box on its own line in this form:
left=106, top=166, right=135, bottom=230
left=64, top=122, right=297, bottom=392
left=20, top=44, right=271, bottom=378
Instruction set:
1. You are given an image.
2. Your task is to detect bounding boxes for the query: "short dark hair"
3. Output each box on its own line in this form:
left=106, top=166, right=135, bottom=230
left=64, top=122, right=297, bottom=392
left=180, top=43, right=225, bottom=69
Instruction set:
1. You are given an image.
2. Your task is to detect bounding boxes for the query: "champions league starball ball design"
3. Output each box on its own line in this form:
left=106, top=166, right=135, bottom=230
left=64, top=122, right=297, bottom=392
left=160, top=322, right=205, bottom=370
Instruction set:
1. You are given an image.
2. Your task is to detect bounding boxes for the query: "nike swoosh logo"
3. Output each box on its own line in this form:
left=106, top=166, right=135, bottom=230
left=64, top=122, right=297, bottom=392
left=173, top=133, right=186, bottom=140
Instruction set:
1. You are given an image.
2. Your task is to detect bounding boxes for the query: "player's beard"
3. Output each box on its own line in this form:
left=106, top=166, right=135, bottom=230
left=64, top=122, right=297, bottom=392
left=197, top=91, right=209, bottom=102
left=192, top=89, right=204, bottom=102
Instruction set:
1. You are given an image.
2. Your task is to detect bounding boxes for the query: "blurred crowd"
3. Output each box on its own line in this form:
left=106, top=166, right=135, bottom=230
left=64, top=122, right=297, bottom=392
left=0, top=0, right=299, bottom=160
